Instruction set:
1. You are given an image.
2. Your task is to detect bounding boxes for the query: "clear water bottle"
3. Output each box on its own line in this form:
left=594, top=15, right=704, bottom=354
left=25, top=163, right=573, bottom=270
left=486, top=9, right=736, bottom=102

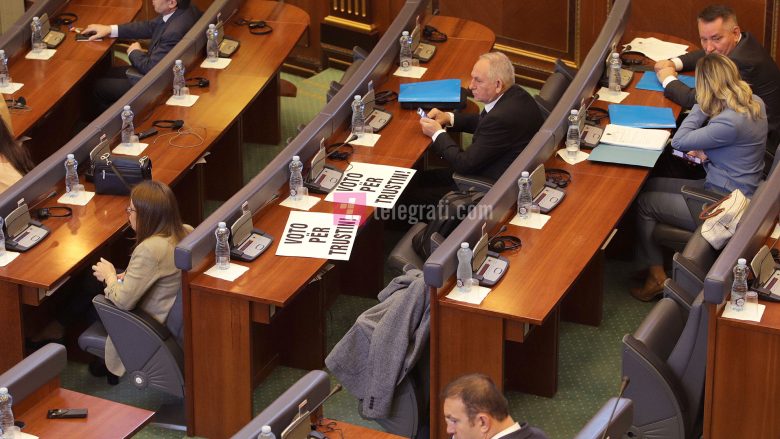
left=730, top=258, right=749, bottom=312
left=173, top=59, right=186, bottom=98
left=351, top=95, right=366, bottom=136
left=31, top=17, right=44, bottom=53
left=64, top=154, right=80, bottom=197
left=121, top=105, right=134, bottom=144
left=456, top=242, right=473, bottom=292
left=258, top=425, right=276, bottom=439
left=215, top=222, right=230, bottom=270
left=0, top=387, right=14, bottom=437
left=206, top=24, right=219, bottom=63
left=517, top=171, right=533, bottom=219
left=0, top=217, right=6, bottom=258
left=0, top=50, right=10, bottom=88
left=289, top=155, right=304, bottom=200
left=608, top=52, right=622, bottom=94
left=399, top=30, right=413, bottom=71
left=566, top=109, right=581, bottom=160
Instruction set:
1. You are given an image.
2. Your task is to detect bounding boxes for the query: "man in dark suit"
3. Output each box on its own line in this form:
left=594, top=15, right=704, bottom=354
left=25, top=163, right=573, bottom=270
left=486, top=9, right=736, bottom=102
left=83, top=0, right=200, bottom=111
left=655, top=4, right=780, bottom=168
left=420, top=52, right=544, bottom=182
left=443, top=374, right=548, bottom=439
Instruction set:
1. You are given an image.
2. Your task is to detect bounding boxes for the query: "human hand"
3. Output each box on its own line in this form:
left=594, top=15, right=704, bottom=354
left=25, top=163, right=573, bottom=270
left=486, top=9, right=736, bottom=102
left=92, top=258, right=117, bottom=284
left=126, top=42, right=143, bottom=55
left=689, top=150, right=708, bottom=162
left=656, top=67, right=677, bottom=84
left=83, top=24, right=111, bottom=41
left=426, top=108, right=451, bottom=127
left=420, top=117, right=443, bottom=137
left=654, top=59, right=675, bottom=72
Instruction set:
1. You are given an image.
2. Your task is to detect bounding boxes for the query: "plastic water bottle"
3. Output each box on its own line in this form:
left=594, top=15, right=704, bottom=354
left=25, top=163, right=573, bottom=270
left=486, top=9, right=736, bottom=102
left=351, top=95, right=366, bottom=136
left=456, top=242, right=473, bottom=292
left=173, top=59, right=186, bottom=98
left=0, top=217, right=6, bottom=258
left=31, top=17, right=44, bottom=53
left=258, top=425, right=276, bottom=439
left=608, top=52, right=622, bottom=94
left=0, top=50, right=10, bottom=88
left=289, top=155, right=304, bottom=200
left=206, top=24, right=219, bottom=63
left=517, top=171, right=533, bottom=219
left=730, top=258, right=749, bottom=312
left=215, top=222, right=230, bottom=270
left=399, top=30, right=413, bottom=71
left=121, top=105, right=134, bottom=144
left=64, top=154, right=80, bottom=197
left=0, top=387, right=14, bottom=437
left=566, top=109, right=581, bottom=160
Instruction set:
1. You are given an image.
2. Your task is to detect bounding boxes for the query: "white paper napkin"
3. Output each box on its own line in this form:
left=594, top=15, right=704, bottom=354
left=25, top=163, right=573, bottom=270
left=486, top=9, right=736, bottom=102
left=57, top=191, right=95, bottom=206
left=165, top=94, right=199, bottom=107
left=112, top=142, right=149, bottom=156
left=510, top=212, right=550, bottom=229
left=25, top=49, right=56, bottom=60
left=556, top=149, right=589, bottom=165
left=0, top=250, right=20, bottom=267
left=280, top=194, right=320, bottom=211
left=349, top=133, right=381, bottom=147
left=0, top=82, right=24, bottom=94
left=596, top=86, right=629, bottom=103
left=204, top=263, right=249, bottom=281
left=200, top=58, right=231, bottom=69
left=446, top=282, right=491, bottom=305
left=393, top=66, right=427, bottom=78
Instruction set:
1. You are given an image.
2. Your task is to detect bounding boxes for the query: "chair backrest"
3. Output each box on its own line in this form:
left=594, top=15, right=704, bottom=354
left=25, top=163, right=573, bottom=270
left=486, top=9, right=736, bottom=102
left=230, top=370, right=331, bottom=439
left=535, top=71, right=570, bottom=119
left=573, top=397, right=633, bottom=439
left=0, top=343, right=66, bottom=405
left=165, top=288, right=185, bottom=348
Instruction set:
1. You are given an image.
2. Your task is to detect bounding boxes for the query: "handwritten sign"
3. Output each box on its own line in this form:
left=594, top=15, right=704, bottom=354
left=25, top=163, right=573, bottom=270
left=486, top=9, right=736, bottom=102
left=275, top=211, right=361, bottom=261
left=325, top=162, right=415, bottom=208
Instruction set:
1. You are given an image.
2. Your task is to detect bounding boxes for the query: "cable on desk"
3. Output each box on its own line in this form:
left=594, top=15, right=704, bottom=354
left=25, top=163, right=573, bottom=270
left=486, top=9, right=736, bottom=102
left=151, top=125, right=206, bottom=149
left=315, top=419, right=344, bottom=439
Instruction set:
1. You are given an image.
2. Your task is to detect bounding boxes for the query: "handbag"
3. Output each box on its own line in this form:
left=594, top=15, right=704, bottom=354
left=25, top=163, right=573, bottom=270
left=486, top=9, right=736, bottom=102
left=699, top=189, right=749, bottom=250
left=93, top=154, right=152, bottom=195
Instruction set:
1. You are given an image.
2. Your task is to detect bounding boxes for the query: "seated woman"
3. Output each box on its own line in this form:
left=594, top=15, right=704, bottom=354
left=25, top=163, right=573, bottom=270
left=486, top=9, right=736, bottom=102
left=0, top=100, right=33, bottom=193
left=632, top=53, right=766, bottom=301
left=92, top=180, right=191, bottom=376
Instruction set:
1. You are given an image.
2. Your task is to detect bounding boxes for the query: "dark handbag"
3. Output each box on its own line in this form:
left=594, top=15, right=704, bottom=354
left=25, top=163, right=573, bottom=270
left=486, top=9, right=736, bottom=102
left=93, top=154, right=152, bottom=195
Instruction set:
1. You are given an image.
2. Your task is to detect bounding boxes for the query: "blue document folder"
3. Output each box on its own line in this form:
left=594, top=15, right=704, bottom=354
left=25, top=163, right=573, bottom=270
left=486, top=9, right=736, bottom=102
left=587, top=143, right=664, bottom=168
left=608, top=104, right=677, bottom=129
left=635, top=71, right=695, bottom=92
left=399, top=79, right=461, bottom=103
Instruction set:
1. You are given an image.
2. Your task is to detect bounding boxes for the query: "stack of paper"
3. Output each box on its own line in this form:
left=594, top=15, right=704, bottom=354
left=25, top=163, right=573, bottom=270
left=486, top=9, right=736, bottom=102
left=600, top=124, right=670, bottom=150
left=625, top=37, right=689, bottom=61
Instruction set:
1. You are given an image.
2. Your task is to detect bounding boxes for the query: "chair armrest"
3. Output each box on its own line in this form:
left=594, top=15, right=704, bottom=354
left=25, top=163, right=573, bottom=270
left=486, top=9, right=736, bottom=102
left=0, top=343, right=66, bottom=405
left=681, top=185, right=722, bottom=226
left=662, top=278, right=694, bottom=311
left=671, top=253, right=707, bottom=305
left=452, top=173, right=494, bottom=193
left=93, top=296, right=173, bottom=341
left=632, top=298, right=687, bottom=361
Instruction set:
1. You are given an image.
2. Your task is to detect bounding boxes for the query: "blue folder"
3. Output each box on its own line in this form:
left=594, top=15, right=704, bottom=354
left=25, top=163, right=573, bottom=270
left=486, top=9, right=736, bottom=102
left=635, top=71, right=695, bottom=92
left=608, top=104, right=677, bottom=129
left=587, top=143, right=664, bottom=168
left=399, top=79, right=461, bottom=103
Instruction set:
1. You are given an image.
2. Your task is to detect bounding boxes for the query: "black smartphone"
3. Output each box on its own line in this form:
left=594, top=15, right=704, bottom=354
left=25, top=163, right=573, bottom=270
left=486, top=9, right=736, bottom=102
left=137, top=128, right=158, bottom=140
left=671, top=149, right=702, bottom=164
left=47, top=408, right=88, bottom=419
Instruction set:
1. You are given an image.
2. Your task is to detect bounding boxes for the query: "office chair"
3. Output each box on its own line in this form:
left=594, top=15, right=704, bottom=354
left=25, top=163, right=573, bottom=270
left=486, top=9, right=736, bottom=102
left=326, top=46, right=370, bottom=102
left=78, top=291, right=186, bottom=430
left=667, top=227, right=719, bottom=307
left=573, top=397, right=633, bottom=439
left=0, top=343, right=67, bottom=404
left=622, top=291, right=708, bottom=439
left=534, top=58, right=575, bottom=120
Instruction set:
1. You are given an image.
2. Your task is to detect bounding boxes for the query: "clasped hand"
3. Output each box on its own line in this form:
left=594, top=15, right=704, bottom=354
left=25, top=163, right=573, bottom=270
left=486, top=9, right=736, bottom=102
left=92, top=257, right=117, bottom=284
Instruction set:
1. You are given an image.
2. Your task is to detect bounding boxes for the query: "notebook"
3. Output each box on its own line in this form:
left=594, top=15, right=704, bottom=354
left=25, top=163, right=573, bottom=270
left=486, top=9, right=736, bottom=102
left=399, top=79, right=461, bottom=103
left=635, top=71, right=695, bottom=92
left=608, top=104, right=676, bottom=129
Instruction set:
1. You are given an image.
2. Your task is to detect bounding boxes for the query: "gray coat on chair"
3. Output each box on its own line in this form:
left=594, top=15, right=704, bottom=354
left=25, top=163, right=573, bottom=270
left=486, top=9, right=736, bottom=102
left=325, top=268, right=430, bottom=419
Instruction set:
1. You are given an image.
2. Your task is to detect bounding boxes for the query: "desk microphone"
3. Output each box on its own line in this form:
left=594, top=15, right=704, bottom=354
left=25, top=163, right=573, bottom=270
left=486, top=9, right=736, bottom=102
left=600, top=376, right=630, bottom=439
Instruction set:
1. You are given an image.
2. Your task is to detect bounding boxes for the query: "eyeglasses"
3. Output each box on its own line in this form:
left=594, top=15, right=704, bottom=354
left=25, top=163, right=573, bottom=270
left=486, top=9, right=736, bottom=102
left=126, top=206, right=136, bottom=215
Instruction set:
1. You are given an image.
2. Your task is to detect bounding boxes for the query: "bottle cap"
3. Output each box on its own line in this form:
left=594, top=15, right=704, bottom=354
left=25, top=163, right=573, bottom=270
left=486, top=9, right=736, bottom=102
left=521, top=171, right=529, bottom=177
left=292, top=155, right=300, bottom=161
left=612, top=52, right=619, bottom=58
left=67, top=153, right=74, bottom=159
left=460, top=242, right=469, bottom=249
left=33, top=17, right=39, bottom=21
left=209, top=24, right=216, bottom=29
left=218, top=222, right=226, bottom=228
left=738, top=258, right=747, bottom=265
left=261, top=426, right=272, bottom=433
left=0, top=50, right=5, bottom=57
left=354, top=95, right=361, bottom=101
left=402, top=31, right=409, bottom=36
left=175, top=59, right=183, bottom=66
left=570, top=109, right=578, bottom=115
left=123, top=105, right=131, bottom=111
left=0, top=387, right=7, bottom=394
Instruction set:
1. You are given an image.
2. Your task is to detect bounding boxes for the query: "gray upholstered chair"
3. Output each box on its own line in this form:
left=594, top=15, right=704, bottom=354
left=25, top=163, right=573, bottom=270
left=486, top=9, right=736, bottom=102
left=651, top=186, right=722, bottom=254
left=78, top=291, right=185, bottom=429
left=534, top=58, right=575, bottom=119
left=326, top=46, right=370, bottom=102
left=667, top=229, right=718, bottom=308
left=0, top=343, right=67, bottom=404
left=230, top=370, right=331, bottom=439
left=622, top=291, right=708, bottom=439
left=573, top=397, right=633, bottom=439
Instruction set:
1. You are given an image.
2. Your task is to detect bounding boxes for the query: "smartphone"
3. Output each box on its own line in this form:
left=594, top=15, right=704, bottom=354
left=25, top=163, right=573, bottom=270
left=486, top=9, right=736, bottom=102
left=47, top=408, right=88, bottom=419
left=671, top=149, right=702, bottom=164
left=416, top=107, right=427, bottom=118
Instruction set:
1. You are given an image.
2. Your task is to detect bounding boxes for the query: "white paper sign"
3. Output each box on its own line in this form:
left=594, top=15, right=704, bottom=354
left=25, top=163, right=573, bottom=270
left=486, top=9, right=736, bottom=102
left=275, top=211, right=361, bottom=261
left=325, top=162, right=416, bottom=208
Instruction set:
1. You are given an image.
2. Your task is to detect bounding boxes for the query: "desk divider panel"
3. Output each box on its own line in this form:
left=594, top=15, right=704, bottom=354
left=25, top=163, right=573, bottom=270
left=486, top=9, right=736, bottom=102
left=0, top=0, right=234, bottom=220
left=703, top=168, right=780, bottom=304
left=0, top=0, right=69, bottom=59
left=174, top=0, right=427, bottom=271
left=423, top=0, right=632, bottom=287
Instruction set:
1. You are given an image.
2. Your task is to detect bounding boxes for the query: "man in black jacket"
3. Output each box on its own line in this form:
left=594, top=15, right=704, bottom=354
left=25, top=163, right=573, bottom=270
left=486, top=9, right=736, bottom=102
left=84, top=0, right=200, bottom=110
left=420, top=52, right=544, bottom=182
left=655, top=4, right=780, bottom=167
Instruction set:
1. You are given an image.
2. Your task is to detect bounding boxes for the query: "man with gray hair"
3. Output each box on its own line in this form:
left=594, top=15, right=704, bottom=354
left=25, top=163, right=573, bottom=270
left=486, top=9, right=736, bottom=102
left=420, top=52, right=543, bottom=182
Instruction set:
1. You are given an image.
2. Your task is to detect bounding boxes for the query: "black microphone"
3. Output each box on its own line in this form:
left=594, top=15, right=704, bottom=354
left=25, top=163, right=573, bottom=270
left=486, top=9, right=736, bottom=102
left=600, top=376, right=630, bottom=439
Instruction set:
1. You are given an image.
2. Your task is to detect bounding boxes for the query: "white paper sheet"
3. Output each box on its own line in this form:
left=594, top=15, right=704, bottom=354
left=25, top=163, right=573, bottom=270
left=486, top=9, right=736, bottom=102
left=279, top=194, right=320, bottom=211
left=276, top=212, right=360, bottom=261
left=446, top=282, right=491, bottom=305
left=25, top=49, right=56, bottom=60
left=112, top=142, right=149, bottom=156
left=393, top=66, right=427, bottom=78
left=0, top=250, right=20, bottom=267
left=722, top=301, right=766, bottom=322
left=57, top=190, right=95, bottom=206
left=349, top=132, right=381, bottom=147
left=596, top=86, right=629, bottom=103
left=624, top=37, right=689, bottom=61
left=204, top=263, right=249, bottom=281
left=556, top=149, right=589, bottom=165
left=200, top=58, right=231, bottom=69
left=325, top=162, right=415, bottom=209
left=0, top=82, right=24, bottom=94
left=600, top=124, right=670, bottom=150
left=510, top=212, right=550, bottom=229
left=165, top=94, right=199, bottom=107
left=771, top=222, right=780, bottom=239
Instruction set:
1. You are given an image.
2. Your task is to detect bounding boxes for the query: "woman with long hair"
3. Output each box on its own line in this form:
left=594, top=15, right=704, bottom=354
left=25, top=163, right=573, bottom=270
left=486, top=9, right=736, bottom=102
left=0, top=100, right=33, bottom=192
left=632, top=53, right=766, bottom=301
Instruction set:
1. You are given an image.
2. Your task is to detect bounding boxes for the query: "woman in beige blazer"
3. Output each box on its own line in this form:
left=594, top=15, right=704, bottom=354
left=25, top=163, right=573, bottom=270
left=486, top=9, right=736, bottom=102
left=0, top=100, right=33, bottom=193
left=92, top=180, right=191, bottom=376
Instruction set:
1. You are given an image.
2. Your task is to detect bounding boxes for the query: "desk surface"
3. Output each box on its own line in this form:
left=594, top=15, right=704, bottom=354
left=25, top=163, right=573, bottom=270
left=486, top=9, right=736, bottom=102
left=5, top=0, right=142, bottom=138
left=17, top=387, right=153, bottom=439
left=318, top=419, right=404, bottom=439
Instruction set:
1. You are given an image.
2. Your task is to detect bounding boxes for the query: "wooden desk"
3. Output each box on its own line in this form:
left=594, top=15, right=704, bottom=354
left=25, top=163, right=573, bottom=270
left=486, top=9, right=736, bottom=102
left=184, top=16, right=494, bottom=439
left=318, top=419, right=404, bottom=439
left=707, top=235, right=780, bottom=438
left=4, top=0, right=142, bottom=161
left=17, top=387, right=153, bottom=438
left=431, top=32, right=690, bottom=438
left=0, top=0, right=307, bottom=374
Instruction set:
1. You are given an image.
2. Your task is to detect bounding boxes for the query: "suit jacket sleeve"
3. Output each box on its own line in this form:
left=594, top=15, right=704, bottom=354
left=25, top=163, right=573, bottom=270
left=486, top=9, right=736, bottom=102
left=104, top=241, right=162, bottom=311
left=671, top=105, right=738, bottom=152
left=663, top=49, right=704, bottom=108
left=449, top=112, right=480, bottom=134
left=117, top=17, right=160, bottom=40
left=679, top=49, right=705, bottom=71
